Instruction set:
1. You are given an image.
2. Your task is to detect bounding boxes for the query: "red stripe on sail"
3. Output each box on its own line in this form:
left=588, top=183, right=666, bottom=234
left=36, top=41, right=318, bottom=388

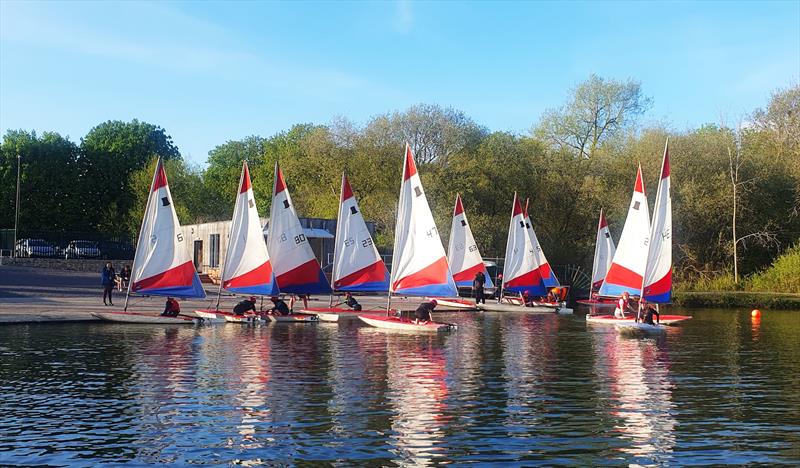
left=274, top=165, right=287, bottom=194
left=133, top=261, right=196, bottom=292
left=524, top=198, right=530, bottom=217
left=334, top=259, right=386, bottom=289
left=661, top=146, right=671, bottom=179
left=454, top=194, right=464, bottom=215
left=452, top=262, right=486, bottom=283
left=505, top=269, right=543, bottom=289
left=240, top=162, right=251, bottom=193
left=403, top=144, right=417, bottom=180
left=604, top=263, right=643, bottom=290
left=599, top=209, right=608, bottom=229
left=341, top=174, right=354, bottom=201
left=644, top=267, right=672, bottom=296
left=224, top=260, right=273, bottom=289
left=276, top=258, right=323, bottom=288
left=153, top=160, right=168, bottom=191
left=512, top=194, right=523, bottom=216
left=393, top=257, right=449, bottom=291
left=634, top=165, right=645, bottom=194
left=538, top=262, right=552, bottom=279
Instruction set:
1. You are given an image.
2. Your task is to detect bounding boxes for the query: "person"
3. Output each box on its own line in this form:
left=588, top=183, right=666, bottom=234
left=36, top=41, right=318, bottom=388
left=414, top=299, right=437, bottom=324
left=495, top=274, right=503, bottom=301
left=162, top=297, right=180, bottom=317
left=101, top=262, right=116, bottom=306
left=546, top=288, right=558, bottom=303
left=639, top=300, right=661, bottom=325
left=522, top=290, right=532, bottom=307
left=116, top=264, right=131, bottom=291
left=614, top=291, right=636, bottom=319
left=344, top=292, right=362, bottom=311
left=268, top=296, right=290, bottom=316
left=473, top=271, right=486, bottom=304
left=234, top=296, right=258, bottom=316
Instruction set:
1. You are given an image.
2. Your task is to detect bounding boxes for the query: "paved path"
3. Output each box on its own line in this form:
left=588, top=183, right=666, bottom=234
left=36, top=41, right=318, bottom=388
left=0, top=265, right=425, bottom=324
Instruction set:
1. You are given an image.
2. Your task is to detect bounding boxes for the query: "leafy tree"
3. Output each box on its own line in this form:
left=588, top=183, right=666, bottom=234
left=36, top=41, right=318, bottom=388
left=535, top=74, right=652, bottom=158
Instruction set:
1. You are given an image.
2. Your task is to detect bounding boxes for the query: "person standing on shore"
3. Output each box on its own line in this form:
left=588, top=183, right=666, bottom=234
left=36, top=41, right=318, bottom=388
left=101, top=262, right=116, bottom=306
left=473, top=271, right=486, bottom=304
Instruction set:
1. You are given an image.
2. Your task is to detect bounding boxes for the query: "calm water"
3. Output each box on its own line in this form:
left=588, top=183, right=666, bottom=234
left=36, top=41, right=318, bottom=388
left=1, top=309, right=799, bottom=466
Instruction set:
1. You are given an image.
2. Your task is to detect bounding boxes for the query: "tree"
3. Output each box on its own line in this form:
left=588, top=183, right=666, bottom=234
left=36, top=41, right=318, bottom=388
left=79, top=120, right=181, bottom=233
left=535, top=74, right=652, bottom=158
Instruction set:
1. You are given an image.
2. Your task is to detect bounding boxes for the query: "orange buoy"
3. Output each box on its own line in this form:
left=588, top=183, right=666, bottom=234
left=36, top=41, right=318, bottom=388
left=751, top=309, right=761, bottom=318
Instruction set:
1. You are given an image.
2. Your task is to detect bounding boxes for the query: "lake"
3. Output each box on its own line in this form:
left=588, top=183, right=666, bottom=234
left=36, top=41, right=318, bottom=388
left=1, top=309, right=798, bottom=465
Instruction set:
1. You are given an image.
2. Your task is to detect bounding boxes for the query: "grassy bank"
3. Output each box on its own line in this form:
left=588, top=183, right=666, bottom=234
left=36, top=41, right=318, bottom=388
left=674, top=291, right=800, bottom=310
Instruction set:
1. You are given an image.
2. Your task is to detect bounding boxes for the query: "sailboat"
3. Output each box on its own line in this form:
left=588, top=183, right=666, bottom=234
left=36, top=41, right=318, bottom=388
left=576, top=209, right=618, bottom=309
left=588, top=143, right=691, bottom=327
left=93, top=158, right=206, bottom=323
left=264, top=162, right=329, bottom=322
left=194, top=161, right=279, bottom=323
left=302, top=173, right=390, bottom=322
left=431, top=194, right=494, bottom=311
left=478, top=193, right=552, bottom=313
left=358, top=144, right=458, bottom=332
left=522, top=198, right=571, bottom=312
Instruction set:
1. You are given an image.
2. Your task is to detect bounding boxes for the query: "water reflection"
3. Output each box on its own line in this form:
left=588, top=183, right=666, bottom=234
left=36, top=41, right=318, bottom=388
left=591, top=328, right=676, bottom=465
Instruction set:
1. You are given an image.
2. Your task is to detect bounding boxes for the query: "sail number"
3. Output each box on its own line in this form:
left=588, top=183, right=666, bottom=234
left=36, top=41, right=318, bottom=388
left=176, top=233, right=184, bottom=242
left=295, top=234, right=306, bottom=245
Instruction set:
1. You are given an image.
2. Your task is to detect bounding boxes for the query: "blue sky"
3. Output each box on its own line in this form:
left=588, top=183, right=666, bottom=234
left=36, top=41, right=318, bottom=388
left=1, top=0, right=798, bottom=165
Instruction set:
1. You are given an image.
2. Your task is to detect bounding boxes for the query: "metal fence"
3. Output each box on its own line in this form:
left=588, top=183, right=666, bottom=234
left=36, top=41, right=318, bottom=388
left=0, top=229, right=135, bottom=260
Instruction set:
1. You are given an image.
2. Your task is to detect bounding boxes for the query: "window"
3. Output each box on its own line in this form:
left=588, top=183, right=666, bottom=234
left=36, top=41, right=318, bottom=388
left=209, top=234, right=220, bottom=268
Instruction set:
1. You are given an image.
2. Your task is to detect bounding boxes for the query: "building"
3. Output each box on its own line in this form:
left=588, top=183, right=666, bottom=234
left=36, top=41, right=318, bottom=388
left=180, top=217, right=377, bottom=276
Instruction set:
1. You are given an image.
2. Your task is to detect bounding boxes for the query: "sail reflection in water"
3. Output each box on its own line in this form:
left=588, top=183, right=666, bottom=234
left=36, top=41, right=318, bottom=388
left=591, top=329, right=677, bottom=464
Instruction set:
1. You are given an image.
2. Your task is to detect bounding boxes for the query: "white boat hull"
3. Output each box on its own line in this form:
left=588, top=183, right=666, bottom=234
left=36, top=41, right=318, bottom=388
left=423, top=297, right=477, bottom=311
left=586, top=314, right=691, bottom=325
left=92, top=311, right=195, bottom=324
left=301, top=307, right=362, bottom=322
left=616, top=322, right=666, bottom=334
left=358, top=314, right=454, bottom=332
left=265, top=313, right=318, bottom=323
left=477, top=302, right=552, bottom=313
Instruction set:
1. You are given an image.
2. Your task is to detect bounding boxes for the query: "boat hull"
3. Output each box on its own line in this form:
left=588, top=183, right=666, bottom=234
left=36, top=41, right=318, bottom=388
left=477, top=302, right=552, bottom=313
left=576, top=299, right=617, bottom=309
left=265, top=313, right=318, bottom=323
left=616, top=322, right=666, bottom=334
left=530, top=301, right=573, bottom=314
left=586, top=314, right=692, bottom=325
left=423, top=297, right=478, bottom=311
left=92, top=311, right=195, bottom=324
left=358, top=314, right=454, bottom=332
left=301, top=307, right=362, bottom=322
left=194, top=309, right=258, bottom=323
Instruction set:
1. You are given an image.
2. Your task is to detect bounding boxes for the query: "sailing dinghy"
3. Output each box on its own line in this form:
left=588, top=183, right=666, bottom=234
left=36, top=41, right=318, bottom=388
left=478, top=194, right=552, bottom=313
left=263, top=163, right=328, bottom=323
left=427, top=194, right=494, bottom=311
left=358, top=144, right=457, bottom=332
left=94, top=158, right=206, bottom=324
left=194, top=161, right=279, bottom=323
left=576, top=210, right=618, bottom=309
left=522, top=199, right=573, bottom=314
left=303, top=173, right=390, bottom=322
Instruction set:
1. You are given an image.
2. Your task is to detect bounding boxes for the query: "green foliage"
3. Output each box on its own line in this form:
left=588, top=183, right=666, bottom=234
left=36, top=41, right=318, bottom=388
left=749, top=243, right=800, bottom=293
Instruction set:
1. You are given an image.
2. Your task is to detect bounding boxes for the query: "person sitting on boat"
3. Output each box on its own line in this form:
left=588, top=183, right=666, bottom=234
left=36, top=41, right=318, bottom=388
left=638, top=299, right=661, bottom=325
left=268, top=296, right=291, bottom=316
left=414, top=299, right=437, bottom=324
left=522, top=290, right=533, bottom=307
left=161, top=297, right=181, bottom=317
left=614, top=291, right=636, bottom=319
left=473, top=271, right=486, bottom=305
left=546, top=288, right=558, bottom=303
left=344, top=292, right=362, bottom=311
left=234, top=296, right=257, bottom=316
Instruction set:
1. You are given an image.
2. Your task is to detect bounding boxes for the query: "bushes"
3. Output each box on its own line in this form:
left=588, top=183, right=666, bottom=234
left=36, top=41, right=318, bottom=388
left=749, top=243, right=800, bottom=294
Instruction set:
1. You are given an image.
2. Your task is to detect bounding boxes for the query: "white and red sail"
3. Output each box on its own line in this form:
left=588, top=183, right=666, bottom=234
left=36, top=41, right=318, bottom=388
left=130, top=158, right=205, bottom=298
left=331, top=173, right=389, bottom=292
left=598, top=165, right=650, bottom=297
left=221, top=161, right=279, bottom=296
left=501, top=194, right=545, bottom=296
left=523, top=198, right=559, bottom=288
left=642, top=141, right=672, bottom=303
left=267, top=163, right=331, bottom=294
left=390, top=144, right=457, bottom=297
left=590, top=209, right=616, bottom=292
left=447, top=194, right=494, bottom=290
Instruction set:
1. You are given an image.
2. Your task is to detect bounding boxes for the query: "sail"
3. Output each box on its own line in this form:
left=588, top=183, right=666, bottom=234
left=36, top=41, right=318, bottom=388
left=598, top=165, right=650, bottom=297
left=447, top=194, right=494, bottom=290
left=221, top=161, right=279, bottom=295
left=590, top=209, right=616, bottom=292
left=390, top=144, right=457, bottom=297
left=523, top=198, right=560, bottom=288
left=642, top=141, right=672, bottom=303
left=130, top=158, right=205, bottom=298
left=267, top=163, right=331, bottom=294
left=331, top=173, right=390, bottom=292
left=501, top=194, right=545, bottom=295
